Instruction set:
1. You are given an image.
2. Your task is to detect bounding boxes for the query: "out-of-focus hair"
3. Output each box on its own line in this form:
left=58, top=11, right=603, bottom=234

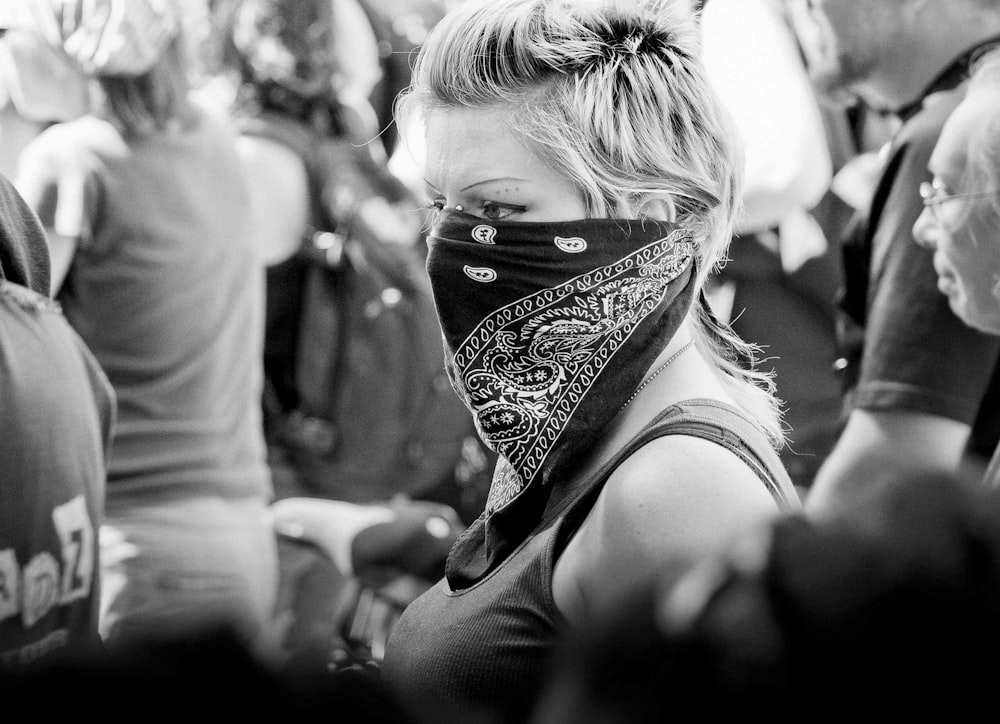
left=225, top=0, right=382, bottom=140
left=396, top=0, right=784, bottom=444
left=229, top=0, right=339, bottom=109
left=97, top=37, right=193, bottom=139
left=22, top=0, right=208, bottom=139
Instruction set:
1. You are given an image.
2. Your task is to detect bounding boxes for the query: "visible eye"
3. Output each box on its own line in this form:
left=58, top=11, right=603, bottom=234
left=480, top=201, right=527, bottom=221
left=423, top=198, right=446, bottom=213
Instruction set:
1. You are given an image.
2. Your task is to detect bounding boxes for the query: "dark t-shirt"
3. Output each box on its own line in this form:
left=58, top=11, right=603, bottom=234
left=0, top=169, right=114, bottom=672
left=837, top=84, right=1000, bottom=459
left=0, top=281, right=115, bottom=672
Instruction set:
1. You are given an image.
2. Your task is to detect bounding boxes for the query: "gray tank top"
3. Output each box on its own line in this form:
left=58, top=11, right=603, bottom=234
left=383, top=399, right=801, bottom=723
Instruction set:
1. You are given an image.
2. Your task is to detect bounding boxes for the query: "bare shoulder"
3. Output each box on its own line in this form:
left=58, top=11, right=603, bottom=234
left=600, top=434, right=780, bottom=556
left=553, top=433, right=782, bottom=622
left=807, top=408, right=971, bottom=518
left=832, top=408, right=969, bottom=451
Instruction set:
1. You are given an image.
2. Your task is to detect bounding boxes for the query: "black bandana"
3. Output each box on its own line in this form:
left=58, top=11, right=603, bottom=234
left=426, top=211, right=697, bottom=585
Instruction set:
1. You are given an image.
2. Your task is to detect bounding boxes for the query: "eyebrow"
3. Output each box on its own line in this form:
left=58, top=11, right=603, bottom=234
left=423, top=177, right=531, bottom=194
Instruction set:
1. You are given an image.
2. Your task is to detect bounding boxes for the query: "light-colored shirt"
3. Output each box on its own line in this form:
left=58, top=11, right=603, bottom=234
left=702, top=0, right=832, bottom=269
left=16, top=101, right=270, bottom=506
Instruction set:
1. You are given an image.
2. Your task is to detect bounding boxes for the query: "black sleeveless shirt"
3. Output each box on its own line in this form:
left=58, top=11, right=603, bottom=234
left=382, top=399, right=800, bottom=723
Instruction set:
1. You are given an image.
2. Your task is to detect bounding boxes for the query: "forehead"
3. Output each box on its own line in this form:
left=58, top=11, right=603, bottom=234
left=930, top=90, right=1000, bottom=180
left=423, top=106, right=547, bottom=184
left=805, top=0, right=867, bottom=18
left=809, top=0, right=898, bottom=13
left=805, top=0, right=901, bottom=27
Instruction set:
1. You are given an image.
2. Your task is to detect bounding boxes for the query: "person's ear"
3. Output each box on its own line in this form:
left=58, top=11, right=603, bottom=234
left=635, top=194, right=677, bottom=222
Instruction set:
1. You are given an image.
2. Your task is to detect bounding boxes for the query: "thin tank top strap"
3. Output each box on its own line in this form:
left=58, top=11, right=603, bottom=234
left=565, top=398, right=799, bottom=513
left=642, top=398, right=797, bottom=509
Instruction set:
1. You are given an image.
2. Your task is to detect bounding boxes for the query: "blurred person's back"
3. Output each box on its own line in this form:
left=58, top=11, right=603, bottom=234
left=10, top=0, right=279, bottom=655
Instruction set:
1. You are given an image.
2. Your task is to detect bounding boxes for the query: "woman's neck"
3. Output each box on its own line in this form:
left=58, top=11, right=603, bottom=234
left=562, top=320, right=732, bottom=489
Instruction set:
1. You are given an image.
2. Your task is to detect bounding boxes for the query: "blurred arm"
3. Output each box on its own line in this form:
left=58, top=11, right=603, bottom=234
left=13, top=142, right=86, bottom=296
left=234, top=135, right=309, bottom=268
left=805, top=408, right=971, bottom=519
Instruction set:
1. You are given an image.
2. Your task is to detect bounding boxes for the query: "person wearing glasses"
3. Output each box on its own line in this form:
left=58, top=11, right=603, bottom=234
left=786, top=0, right=1000, bottom=519
left=914, top=46, right=1000, bottom=489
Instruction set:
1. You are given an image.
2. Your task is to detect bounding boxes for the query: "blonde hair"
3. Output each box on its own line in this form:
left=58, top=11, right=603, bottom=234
left=97, top=36, right=193, bottom=139
left=397, top=0, right=785, bottom=445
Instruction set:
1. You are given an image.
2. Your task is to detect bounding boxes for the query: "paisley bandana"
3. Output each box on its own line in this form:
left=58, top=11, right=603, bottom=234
left=425, top=211, right=698, bottom=584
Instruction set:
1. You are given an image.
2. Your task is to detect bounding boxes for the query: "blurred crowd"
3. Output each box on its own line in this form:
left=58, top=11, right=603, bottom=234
left=2, top=0, right=1000, bottom=723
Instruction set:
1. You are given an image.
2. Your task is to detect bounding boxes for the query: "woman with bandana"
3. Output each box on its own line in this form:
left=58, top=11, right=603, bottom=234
left=381, top=1, right=802, bottom=722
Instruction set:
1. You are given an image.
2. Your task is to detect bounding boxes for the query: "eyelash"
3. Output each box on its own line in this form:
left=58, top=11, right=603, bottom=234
left=421, top=199, right=527, bottom=220
left=482, top=201, right=526, bottom=220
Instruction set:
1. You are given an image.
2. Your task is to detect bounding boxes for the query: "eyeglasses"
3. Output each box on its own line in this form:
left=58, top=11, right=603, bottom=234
left=919, top=181, right=997, bottom=221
